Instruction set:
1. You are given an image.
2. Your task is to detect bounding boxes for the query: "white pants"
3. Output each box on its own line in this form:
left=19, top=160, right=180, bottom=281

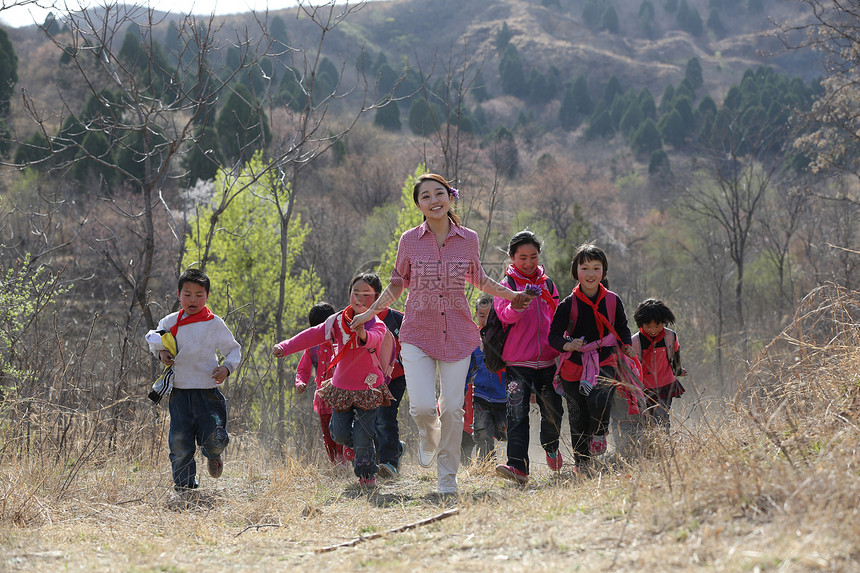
left=400, top=343, right=470, bottom=493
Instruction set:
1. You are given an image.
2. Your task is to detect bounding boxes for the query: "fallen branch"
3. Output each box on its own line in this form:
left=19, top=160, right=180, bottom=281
left=314, top=507, right=460, bottom=553
left=234, top=522, right=283, bottom=538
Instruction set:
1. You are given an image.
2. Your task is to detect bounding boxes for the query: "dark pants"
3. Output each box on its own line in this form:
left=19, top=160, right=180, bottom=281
left=504, top=365, right=563, bottom=474
left=330, top=406, right=379, bottom=479
left=375, top=375, right=406, bottom=468
left=472, top=397, right=506, bottom=461
left=562, top=366, right=617, bottom=462
left=644, top=388, right=673, bottom=432
left=168, top=388, right=229, bottom=490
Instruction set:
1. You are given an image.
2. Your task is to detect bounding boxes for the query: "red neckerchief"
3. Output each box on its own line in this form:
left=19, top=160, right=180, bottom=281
left=324, top=305, right=360, bottom=376
left=573, top=283, right=616, bottom=341
left=170, top=306, right=215, bottom=338
left=506, top=265, right=557, bottom=311
left=639, top=328, right=666, bottom=348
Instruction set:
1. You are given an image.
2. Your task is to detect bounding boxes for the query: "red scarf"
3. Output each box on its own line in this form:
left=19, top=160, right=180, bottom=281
left=573, top=284, right=617, bottom=341
left=506, top=265, right=557, bottom=311
left=170, top=306, right=215, bottom=338
left=324, top=305, right=360, bottom=376
left=639, top=328, right=666, bottom=348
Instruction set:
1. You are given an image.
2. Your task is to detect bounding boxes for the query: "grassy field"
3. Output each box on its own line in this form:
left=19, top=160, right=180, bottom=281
left=2, top=286, right=859, bottom=572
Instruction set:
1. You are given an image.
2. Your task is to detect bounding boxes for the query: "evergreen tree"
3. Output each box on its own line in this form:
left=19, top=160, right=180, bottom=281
left=183, top=125, right=223, bottom=184
left=559, top=83, right=581, bottom=131
left=659, top=84, right=676, bottom=114
left=658, top=108, right=686, bottom=148
left=374, top=102, right=401, bottom=131
left=499, top=44, right=527, bottom=97
left=698, top=94, right=718, bottom=120
left=685, top=57, right=704, bottom=91
left=495, top=22, right=513, bottom=52
left=493, top=126, right=519, bottom=177
left=571, top=74, right=594, bottom=115
left=376, top=63, right=398, bottom=95
left=620, top=100, right=644, bottom=137
left=270, top=15, right=289, bottom=47
left=639, top=87, right=657, bottom=118
left=631, top=118, right=662, bottom=156
left=648, top=149, right=670, bottom=175
left=408, top=99, right=439, bottom=136
left=0, top=27, right=18, bottom=117
left=602, top=75, right=623, bottom=107
left=639, top=0, right=656, bottom=37
left=215, top=84, right=271, bottom=163
left=707, top=8, right=725, bottom=35
left=677, top=0, right=703, bottom=36
left=602, top=3, right=620, bottom=33
left=585, top=103, right=614, bottom=139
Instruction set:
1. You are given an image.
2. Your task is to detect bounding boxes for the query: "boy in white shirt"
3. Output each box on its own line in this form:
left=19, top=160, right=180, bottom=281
left=146, top=268, right=241, bottom=493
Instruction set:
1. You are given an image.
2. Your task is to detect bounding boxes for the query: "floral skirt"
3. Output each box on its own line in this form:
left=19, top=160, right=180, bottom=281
left=317, top=381, right=394, bottom=412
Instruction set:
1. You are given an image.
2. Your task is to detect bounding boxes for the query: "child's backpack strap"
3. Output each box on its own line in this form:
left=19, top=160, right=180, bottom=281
left=323, top=312, right=339, bottom=341
left=664, top=328, right=680, bottom=376
left=368, top=326, right=396, bottom=380
left=631, top=331, right=641, bottom=359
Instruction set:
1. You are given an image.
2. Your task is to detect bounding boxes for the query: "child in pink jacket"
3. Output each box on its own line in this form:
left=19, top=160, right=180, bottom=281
left=274, top=276, right=394, bottom=487
left=494, top=231, right=563, bottom=486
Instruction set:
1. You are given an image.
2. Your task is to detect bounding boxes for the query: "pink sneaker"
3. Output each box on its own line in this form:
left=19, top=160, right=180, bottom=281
left=546, top=450, right=563, bottom=471
left=589, top=434, right=607, bottom=455
left=495, top=464, right=529, bottom=485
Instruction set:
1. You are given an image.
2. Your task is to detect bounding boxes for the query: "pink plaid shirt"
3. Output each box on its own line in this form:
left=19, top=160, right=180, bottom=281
left=390, top=222, right=488, bottom=362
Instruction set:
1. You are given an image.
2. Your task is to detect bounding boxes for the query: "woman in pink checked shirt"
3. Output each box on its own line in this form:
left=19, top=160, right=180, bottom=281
left=351, top=173, right=532, bottom=495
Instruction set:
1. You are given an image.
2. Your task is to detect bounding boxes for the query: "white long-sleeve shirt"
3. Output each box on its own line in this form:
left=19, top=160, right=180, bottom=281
left=147, top=311, right=241, bottom=389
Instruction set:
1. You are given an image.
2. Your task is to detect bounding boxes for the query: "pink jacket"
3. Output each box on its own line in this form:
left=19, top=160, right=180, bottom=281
left=276, top=315, right=387, bottom=391
left=494, top=266, right=560, bottom=369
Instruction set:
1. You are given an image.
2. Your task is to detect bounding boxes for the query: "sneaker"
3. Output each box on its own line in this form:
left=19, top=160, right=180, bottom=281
left=546, top=450, right=563, bottom=471
left=377, top=462, right=398, bottom=479
left=343, top=447, right=355, bottom=462
left=417, top=439, right=437, bottom=468
left=495, top=464, right=529, bottom=485
left=207, top=456, right=223, bottom=478
left=589, top=434, right=607, bottom=456
left=358, top=476, right=376, bottom=488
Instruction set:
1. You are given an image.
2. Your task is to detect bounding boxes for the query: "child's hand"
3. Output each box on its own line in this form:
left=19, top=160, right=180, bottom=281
left=354, top=323, right=367, bottom=342
left=510, top=292, right=534, bottom=309
left=623, top=345, right=637, bottom=358
left=563, top=337, right=584, bottom=352
left=212, top=366, right=229, bottom=384
left=349, top=310, right=373, bottom=330
left=159, top=350, right=175, bottom=365
left=272, top=345, right=285, bottom=358
left=295, top=382, right=307, bottom=395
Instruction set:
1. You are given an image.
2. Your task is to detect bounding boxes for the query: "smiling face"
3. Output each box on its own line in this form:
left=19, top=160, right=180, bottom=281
left=349, top=279, right=378, bottom=313
left=641, top=320, right=665, bottom=338
left=511, top=243, right=540, bottom=276
left=575, top=258, right=605, bottom=296
left=178, top=281, right=209, bottom=315
left=414, top=179, right=451, bottom=222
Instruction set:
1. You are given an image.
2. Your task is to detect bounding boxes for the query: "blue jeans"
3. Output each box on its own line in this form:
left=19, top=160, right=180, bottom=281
left=504, top=365, right=563, bottom=474
left=472, top=397, right=506, bottom=461
left=168, top=388, right=229, bottom=490
left=562, top=366, right=617, bottom=461
left=375, top=375, right=406, bottom=468
left=330, top=406, right=379, bottom=479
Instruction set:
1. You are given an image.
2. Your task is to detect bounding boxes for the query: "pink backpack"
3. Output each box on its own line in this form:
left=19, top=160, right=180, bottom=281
left=324, top=312, right=397, bottom=382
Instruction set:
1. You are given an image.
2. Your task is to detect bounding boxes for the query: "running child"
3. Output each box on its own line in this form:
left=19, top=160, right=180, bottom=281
left=294, top=302, right=346, bottom=465
left=146, top=268, right=241, bottom=494
left=493, top=231, right=562, bottom=485
left=548, top=243, right=636, bottom=473
left=273, top=275, right=394, bottom=488
left=632, top=298, right=686, bottom=431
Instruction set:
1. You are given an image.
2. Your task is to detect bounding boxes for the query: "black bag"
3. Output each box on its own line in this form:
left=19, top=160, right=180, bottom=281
left=479, top=276, right=517, bottom=373
left=480, top=305, right=512, bottom=373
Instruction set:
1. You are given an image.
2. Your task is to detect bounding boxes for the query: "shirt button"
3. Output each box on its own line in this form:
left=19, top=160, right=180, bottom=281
left=443, top=330, right=446, bottom=334
left=441, top=312, right=445, bottom=316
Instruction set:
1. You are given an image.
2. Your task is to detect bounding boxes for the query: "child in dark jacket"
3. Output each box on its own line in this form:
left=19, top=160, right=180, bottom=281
left=468, top=296, right=507, bottom=462
left=548, top=243, right=636, bottom=473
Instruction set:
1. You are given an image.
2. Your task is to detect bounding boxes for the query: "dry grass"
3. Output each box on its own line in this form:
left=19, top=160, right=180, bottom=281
left=3, top=285, right=860, bottom=572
